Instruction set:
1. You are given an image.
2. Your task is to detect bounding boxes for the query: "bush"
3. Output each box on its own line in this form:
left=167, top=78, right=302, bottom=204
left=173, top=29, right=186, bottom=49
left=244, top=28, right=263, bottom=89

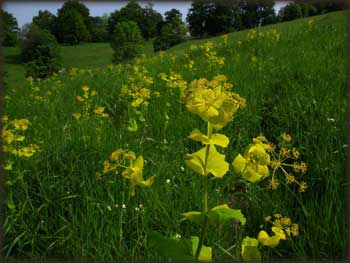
left=110, top=21, right=143, bottom=63
left=56, top=9, right=90, bottom=44
left=153, top=9, right=187, bottom=52
left=0, top=10, right=19, bottom=46
left=278, top=3, right=303, bottom=22
left=21, top=25, right=61, bottom=78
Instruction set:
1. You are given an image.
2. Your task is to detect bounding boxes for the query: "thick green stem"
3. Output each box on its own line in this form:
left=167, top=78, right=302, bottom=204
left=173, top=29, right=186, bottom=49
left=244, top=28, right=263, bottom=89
left=195, top=122, right=213, bottom=259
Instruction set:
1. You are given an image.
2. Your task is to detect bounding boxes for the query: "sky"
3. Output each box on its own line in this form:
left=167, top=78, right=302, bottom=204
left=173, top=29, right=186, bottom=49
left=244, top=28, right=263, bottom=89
left=3, top=1, right=291, bottom=28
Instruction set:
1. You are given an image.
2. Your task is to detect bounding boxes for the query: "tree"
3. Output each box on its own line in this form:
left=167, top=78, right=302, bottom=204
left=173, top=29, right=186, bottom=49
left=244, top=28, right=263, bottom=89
left=239, top=0, right=276, bottom=29
left=140, top=3, right=163, bottom=39
left=107, top=1, right=143, bottom=36
left=88, top=16, right=108, bottom=42
left=108, top=1, right=163, bottom=40
left=21, top=24, right=61, bottom=78
left=187, top=1, right=241, bottom=38
left=0, top=9, right=19, bottom=46
left=32, top=10, right=57, bottom=36
left=110, top=21, right=143, bottom=62
left=56, top=0, right=92, bottom=43
left=278, top=3, right=303, bottom=22
left=205, top=1, right=239, bottom=35
left=187, top=1, right=213, bottom=38
left=56, top=9, right=90, bottom=44
left=153, top=9, right=187, bottom=51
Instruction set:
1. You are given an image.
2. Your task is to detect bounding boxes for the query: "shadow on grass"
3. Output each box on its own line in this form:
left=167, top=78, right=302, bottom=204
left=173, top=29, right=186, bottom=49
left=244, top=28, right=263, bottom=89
left=5, top=53, right=22, bottom=65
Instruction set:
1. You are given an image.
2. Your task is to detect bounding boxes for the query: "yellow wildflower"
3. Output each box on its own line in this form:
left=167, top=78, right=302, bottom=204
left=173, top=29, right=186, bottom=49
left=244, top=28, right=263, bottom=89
left=11, top=119, right=30, bottom=131
left=281, top=132, right=292, bottom=142
left=299, top=181, right=307, bottom=192
left=82, top=85, right=89, bottom=92
left=72, top=112, right=81, bottom=120
left=18, top=144, right=40, bottom=158
left=268, top=177, right=279, bottom=190
left=122, top=156, right=155, bottom=196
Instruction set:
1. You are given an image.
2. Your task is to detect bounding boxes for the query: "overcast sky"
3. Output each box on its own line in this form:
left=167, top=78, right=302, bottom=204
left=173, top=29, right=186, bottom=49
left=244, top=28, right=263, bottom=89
left=3, top=1, right=291, bottom=28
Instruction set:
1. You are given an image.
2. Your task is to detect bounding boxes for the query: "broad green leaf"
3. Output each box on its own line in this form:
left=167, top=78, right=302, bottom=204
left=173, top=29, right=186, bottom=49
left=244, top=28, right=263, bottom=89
left=257, top=230, right=280, bottom=248
left=248, top=144, right=270, bottom=165
left=191, top=236, right=212, bottom=262
left=232, top=154, right=269, bottom=183
left=241, top=236, right=261, bottom=261
left=186, top=145, right=229, bottom=178
left=148, top=231, right=193, bottom=260
left=182, top=211, right=203, bottom=225
left=207, top=204, right=246, bottom=225
left=127, top=118, right=138, bottom=132
left=188, top=129, right=229, bottom=147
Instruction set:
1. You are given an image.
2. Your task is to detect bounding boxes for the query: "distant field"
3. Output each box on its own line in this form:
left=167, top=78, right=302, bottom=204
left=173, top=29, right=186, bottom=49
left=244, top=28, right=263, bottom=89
left=3, top=11, right=346, bottom=261
left=3, top=41, right=154, bottom=89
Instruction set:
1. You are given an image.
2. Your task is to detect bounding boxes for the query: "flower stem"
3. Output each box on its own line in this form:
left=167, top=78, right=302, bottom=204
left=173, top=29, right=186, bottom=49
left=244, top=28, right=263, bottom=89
left=195, top=122, right=213, bottom=259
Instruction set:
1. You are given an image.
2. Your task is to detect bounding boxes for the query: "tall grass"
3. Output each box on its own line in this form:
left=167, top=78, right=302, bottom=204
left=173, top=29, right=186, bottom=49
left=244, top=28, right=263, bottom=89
left=2, top=11, right=345, bottom=260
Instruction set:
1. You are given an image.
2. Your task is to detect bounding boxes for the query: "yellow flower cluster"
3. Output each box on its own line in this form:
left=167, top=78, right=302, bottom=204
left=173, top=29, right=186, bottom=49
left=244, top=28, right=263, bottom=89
left=97, top=149, right=155, bottom=196
left=72, top=85, right=109, bottom=120
left=247, top=28, right=280, bottom=43
left=2, top=116, right=40, bottom=170
left=159, top=71, right=187, bottom=99
left=187, top=41, right=225, bottom=70
left=26, top=76, right=53, bottom=103
left=120, top=65, right=153, bottom=110
left=232, top=138, right=270, bottom=183
left=264, top=213, right=299, bottom=238
left=186, top=75, right=246, bottom=130
left=233, top=134, right=308, bottom=192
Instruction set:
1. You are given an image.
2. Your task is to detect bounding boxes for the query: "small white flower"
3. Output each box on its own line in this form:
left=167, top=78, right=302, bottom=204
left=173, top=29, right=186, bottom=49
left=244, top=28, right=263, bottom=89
left=122, top=204, right=126, bottom=209
left=115, top=204, right=119, bottom=208
left=175, top=233, right=181, bottom=238
left=135, top=207, right=140, bottom=211
left=327, top=118, right=335, bottom=122
left=139, top=204, right=143, bottom=208
left=166, top=179, right=171, bottom=184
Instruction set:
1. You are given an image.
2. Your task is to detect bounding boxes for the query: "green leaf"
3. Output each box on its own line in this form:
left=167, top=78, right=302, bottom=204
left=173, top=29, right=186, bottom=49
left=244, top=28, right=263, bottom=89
left=241, top=236, right=261, bottom=261
left=188, top=129, right=229, bottom=147
left=182, top=211, right=203, bottom=225
left=191, top=236, right=212, bottom=262
left=207, top=204, right=246, bottom=225
left=186, top=145, right=229, bottom=178
left=127, top=118, right=138, bottom=132
left=148, top=231, right=193, bottom=260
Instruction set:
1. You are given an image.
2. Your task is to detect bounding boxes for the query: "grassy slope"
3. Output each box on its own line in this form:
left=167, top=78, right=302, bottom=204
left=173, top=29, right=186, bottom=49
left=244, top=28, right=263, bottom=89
left=3, top=41, right=154, bottom=89
left=3, top=11, right=345, bottom=260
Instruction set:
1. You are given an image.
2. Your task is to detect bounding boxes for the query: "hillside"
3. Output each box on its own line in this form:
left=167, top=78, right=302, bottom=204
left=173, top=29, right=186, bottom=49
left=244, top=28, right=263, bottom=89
left=3, top=11, right=346, bottom=260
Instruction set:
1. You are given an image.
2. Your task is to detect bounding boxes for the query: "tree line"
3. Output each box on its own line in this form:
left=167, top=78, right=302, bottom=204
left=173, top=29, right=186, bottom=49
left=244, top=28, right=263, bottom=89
left=0, top=0, right=346, bottom=78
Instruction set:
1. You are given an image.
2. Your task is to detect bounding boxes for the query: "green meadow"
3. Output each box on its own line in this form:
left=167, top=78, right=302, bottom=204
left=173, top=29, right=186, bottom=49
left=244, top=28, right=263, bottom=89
left=3, top=11, right=345, bottom=260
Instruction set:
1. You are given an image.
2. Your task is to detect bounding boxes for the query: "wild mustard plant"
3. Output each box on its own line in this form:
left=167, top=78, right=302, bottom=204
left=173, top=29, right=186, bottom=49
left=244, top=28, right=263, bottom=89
left=120, top=65, right=153, bottom=131
left=72, top=85, right=109, bottom=120
left=159, top=71, right=187, bottom=99
left=2, top=116, right=40, bottom=210
left=98, top=148, right=154, bottom=197
left=233, top=134, right=308, bottom=192
left=241, top=214, right=299, bottom=261
left=149, top=75, right=246, bottom=261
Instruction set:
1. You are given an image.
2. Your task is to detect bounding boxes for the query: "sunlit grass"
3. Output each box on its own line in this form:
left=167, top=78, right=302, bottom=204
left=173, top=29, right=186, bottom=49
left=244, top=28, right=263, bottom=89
left=2, top=11, right=345, bottom=260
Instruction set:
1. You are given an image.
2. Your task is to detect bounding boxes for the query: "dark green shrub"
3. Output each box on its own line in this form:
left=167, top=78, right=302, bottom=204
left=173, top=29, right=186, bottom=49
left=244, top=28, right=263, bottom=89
left=110, top=21, right=143, bottom=63
left=21, top=25, right=61, bottom=78
left=153, top=9, right=187, bottom=52
left=56, top=9, right=90, bottom=44
left=0, top=10, right=19, bottom=46
left=278, top=3, right=303, bottom=22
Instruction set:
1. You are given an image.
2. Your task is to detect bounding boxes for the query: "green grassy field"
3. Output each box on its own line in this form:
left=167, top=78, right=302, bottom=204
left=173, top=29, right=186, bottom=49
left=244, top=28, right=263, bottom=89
left=2, top=11, right=346, bottom=260
left=3, top=41, right=154, bottom=89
